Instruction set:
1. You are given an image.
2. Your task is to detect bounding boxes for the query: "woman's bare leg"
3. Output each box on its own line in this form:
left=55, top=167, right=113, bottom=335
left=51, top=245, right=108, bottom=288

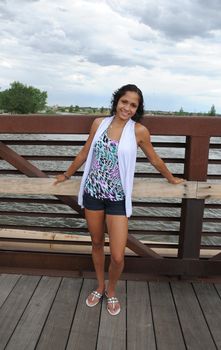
left=106, top=215, right=128, bottom=297
left=85, top=208, right=106, bottom=295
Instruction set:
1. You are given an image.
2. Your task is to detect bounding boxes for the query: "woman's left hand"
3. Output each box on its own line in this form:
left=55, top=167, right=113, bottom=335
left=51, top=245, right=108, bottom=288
left=168, top=177, right=185, bottom=185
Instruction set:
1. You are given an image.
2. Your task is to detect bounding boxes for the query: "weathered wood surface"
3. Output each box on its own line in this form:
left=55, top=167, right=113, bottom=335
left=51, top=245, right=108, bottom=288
left=127, top=281, right=156, bottom=350
left=150, top=282, right=185, bottom=350
left=1, top=177, right=220, bottom=199
left=0, top=228, right=220, bottom=259
left=66, top=279, right=101, bottom=350
left=197, top=182, right=221, bottom=199
left=192, top=283, right=221, bottom=348
left=171, top=282, right=218, bottom=350
left=0, top=274, right=220, bottom=350
left=37, top=278, right=82, bottom=350
left=0, top=274, right=20, bottom=307
left=5, top=276, right=61, bottom=350
left=133, top=178, right=197, bottom=198
left=0, top=275, right=40, bottom=349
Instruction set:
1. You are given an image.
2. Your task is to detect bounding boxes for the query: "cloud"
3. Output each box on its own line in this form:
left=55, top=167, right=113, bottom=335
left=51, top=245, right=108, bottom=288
left=0, top=3, right=15, bottom=20
left=105, top=0, right=221, bottom=40
left=0, top=0, right=159, bottom=74
left=0, top=0, right=221, bottom=112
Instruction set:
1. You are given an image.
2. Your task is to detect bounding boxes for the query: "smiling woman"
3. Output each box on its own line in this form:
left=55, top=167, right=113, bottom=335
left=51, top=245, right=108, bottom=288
left=54, top=83, right=184, bottom=316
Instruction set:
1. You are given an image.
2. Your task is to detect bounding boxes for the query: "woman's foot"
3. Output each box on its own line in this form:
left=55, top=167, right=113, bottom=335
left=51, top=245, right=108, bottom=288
left=86, top=287, right=105, bottom=307
left=105, top=292, right=121, bottom=316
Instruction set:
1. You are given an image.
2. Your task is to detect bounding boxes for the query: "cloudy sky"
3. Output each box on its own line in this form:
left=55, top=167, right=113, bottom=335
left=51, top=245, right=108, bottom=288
left=0, top=0, right=221, bottom=112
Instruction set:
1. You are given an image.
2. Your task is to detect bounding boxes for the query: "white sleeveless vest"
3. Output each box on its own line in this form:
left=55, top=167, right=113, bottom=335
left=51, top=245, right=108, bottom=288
left=78, top=116, right=137, bottom=217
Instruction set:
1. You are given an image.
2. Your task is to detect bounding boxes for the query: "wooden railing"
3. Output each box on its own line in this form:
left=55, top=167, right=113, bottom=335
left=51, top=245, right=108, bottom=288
left=0, top=114, right=220, bottom=278
left=0, top=177, right=221, bottom=199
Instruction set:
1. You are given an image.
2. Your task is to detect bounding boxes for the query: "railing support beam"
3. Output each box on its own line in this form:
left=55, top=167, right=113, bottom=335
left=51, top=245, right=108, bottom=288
left=179, top=136, right=210, bottom=259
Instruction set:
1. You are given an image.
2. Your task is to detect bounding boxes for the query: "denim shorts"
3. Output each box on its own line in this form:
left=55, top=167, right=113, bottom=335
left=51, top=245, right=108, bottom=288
left=83, top=192, right=126, bottom=216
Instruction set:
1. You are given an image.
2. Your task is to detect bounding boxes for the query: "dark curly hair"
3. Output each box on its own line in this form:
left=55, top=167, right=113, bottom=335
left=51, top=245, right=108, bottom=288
left=110, top=84, right=144, bottom=122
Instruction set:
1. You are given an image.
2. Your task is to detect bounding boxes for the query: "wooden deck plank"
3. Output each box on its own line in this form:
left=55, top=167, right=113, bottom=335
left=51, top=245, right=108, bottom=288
left=5, top=276, right=61, bottom=350
left=96, top=280, right=126, bottom=350
left=171, top=282, right=217, bottom=350
left=149, top=282, right=185, bottom=350
left=0, top=274, right=20, bottom=307
left=66, top=279, right=102, bottom=350
left=215, top=283, right=221, bottom=297
left=0, top=275, right=40, bottom=349
left=193, top=282, right=221, bottom=349
left=36, top=277, right=82, bottom=350
left=127, top=281, right=156, bottom=350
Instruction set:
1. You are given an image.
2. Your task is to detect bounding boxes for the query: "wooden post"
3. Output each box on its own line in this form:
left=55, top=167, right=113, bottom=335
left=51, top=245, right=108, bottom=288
left=178, top=136, right=210, bottom=259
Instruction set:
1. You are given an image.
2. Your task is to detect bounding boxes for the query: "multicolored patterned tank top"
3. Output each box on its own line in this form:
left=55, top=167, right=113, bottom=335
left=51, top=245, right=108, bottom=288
left=84, top=129, right=125, bottom=200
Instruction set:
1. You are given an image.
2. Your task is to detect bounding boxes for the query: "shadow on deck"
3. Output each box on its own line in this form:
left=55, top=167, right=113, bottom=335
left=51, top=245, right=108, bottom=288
left=0, top=274, right=221, bottom=350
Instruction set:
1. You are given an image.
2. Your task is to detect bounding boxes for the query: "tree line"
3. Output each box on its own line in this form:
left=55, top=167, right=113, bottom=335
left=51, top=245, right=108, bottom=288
left=0, top=81, right=218, bottom=116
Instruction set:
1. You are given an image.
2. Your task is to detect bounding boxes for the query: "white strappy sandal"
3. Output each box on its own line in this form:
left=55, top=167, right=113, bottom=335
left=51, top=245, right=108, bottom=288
left=86, top=290, right=103, bottom=307
left=105, top=292, right=121, bottom=316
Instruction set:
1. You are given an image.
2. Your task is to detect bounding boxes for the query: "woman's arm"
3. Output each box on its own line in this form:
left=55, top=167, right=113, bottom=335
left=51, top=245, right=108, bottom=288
left=135, top=123, right=184, bottom=184
left=54, top=118, right=103, bottom=185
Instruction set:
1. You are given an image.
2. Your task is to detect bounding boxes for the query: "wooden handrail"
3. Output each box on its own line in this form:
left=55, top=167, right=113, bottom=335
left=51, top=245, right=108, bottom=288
left=1, top=114, right=221, bottom=136
left=0, top=177, right=220, bottom=199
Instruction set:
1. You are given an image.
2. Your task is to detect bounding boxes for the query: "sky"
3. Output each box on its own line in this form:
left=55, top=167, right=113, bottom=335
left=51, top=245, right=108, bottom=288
left=0, top=0, right=221, bottom=113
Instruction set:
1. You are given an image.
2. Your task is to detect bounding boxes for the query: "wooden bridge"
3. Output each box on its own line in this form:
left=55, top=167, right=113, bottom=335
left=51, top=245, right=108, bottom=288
left=0, top=115, right=221, bottom=277
left=0, top=114, right=220, bottom=277
left=0, top=114, right=221, bottom=349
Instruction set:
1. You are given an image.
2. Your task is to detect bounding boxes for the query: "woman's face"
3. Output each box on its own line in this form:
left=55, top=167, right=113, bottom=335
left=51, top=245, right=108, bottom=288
left=115, top=91, right=139, bottom=121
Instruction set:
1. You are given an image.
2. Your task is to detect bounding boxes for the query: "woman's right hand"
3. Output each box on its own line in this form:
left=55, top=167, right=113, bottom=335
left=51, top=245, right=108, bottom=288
left=53, top=173, right=69, bottom=186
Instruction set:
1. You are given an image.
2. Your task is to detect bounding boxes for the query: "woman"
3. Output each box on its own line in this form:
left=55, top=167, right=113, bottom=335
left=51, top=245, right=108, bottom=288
left=54, top=84, right=184, bottom=316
